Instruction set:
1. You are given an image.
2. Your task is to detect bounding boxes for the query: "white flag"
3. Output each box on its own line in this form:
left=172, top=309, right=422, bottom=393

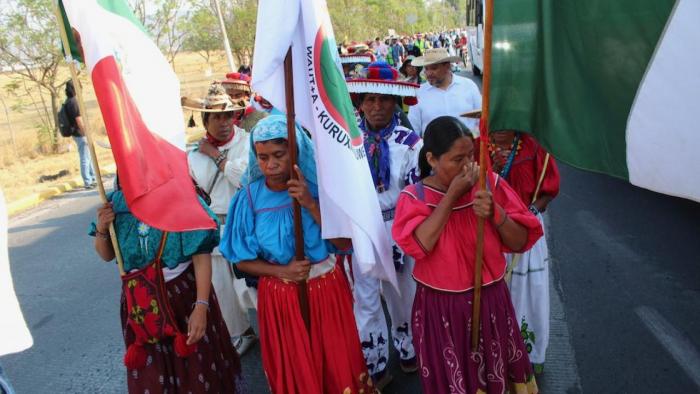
left=251, top=0, right=397, bottom=288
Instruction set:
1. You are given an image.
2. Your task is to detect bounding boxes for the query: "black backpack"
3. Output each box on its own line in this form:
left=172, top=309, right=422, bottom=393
left=58, top=103, right=76, bottom=137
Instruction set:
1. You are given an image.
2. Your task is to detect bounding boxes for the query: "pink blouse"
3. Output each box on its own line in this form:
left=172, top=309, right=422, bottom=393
left=392, top=173, right=543, bottom=292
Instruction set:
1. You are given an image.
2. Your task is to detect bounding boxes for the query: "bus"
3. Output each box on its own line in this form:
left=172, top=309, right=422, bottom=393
left=465, top=0, right=484, bottom=76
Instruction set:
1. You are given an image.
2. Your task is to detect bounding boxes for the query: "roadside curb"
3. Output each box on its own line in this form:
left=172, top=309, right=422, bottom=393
left=7, top=163, right=117, bottom=217
left=6, top=131, right=204, bottom=217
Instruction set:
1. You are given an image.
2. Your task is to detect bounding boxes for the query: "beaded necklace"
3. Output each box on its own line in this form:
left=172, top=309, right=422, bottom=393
left=488, top=133, right=522, bottom=179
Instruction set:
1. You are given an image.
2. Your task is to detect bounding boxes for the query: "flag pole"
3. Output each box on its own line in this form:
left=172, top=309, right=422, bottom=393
left=53, top=1, right=125, bottom=275
left=284, top=47, right=311, bottom=333
left=471, top=0, right=494, bottom=352
left=213, top=0, right=236, bottom=72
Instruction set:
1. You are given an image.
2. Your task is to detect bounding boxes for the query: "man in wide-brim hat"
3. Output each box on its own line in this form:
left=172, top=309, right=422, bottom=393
left=185, top=82, right=260, bottom=356
left=345, top=61, right=423, bottom=389
left=408, top=47, right=482, bottom=135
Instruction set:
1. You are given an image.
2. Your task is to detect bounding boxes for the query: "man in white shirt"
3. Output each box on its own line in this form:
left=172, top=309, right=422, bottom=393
left=408, top=48, right=482, bottom=135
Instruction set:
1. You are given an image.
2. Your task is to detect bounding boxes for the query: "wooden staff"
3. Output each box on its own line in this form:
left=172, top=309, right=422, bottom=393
left=53, top=2, right=125, bottom=275
left=471, top=0, right=494, bottom=352
left=283, top=47, right=311, bottom=333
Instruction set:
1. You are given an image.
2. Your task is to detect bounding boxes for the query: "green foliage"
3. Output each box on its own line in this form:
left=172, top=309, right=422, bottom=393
left=182, top=5, right=221, bottom=63
left=0, top=0, right=65, bottom=152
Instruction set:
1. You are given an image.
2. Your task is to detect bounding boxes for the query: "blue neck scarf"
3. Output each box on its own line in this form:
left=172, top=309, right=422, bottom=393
left=361, top=114, right=398, bottom=193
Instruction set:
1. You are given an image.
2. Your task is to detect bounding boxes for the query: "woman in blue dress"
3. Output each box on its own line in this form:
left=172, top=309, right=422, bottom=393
left=220, top=115, right=372, bottom=393
left=92, top=184, right=241, bottom=393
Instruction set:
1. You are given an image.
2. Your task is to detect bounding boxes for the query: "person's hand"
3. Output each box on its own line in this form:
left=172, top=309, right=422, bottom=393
left=279, top=258, right=311, bottom=283
left=473, top=190, right=494, bottom=219
left=446, top=162, right=479, bottom=202
left=287, top=165, right=316, bottom=210
left=96, top=202, right=115, bottom=233
left=186, top=305, right=207, bottom=345
left=198, top=139, right=220, bottom=159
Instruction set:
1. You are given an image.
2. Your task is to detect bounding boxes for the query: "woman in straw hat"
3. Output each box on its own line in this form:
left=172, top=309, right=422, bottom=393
left=219, top=115, right=373, bottom=393
left=186, top=82, right=260, bottom=356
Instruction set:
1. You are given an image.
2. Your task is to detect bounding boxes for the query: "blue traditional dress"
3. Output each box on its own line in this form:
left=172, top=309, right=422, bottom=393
left=220, top=115, right=372, bottom=393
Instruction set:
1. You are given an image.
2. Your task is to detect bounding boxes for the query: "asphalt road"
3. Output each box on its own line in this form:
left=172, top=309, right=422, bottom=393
left=2, top=71, right=700, bottom=393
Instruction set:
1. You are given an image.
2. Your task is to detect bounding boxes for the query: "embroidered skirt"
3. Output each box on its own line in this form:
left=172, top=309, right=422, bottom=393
left=412, top=280, right=538, bottom=394
left=258, top=265, right=373, bottom=393
left=120, top=265, right=242, bottom=393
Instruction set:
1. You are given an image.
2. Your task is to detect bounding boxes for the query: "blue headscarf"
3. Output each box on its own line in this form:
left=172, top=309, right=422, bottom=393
left=242, top=115, right=317, bottom=186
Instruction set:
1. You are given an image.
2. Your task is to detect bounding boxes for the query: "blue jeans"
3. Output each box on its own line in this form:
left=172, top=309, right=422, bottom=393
left=73, top=136, right=95, bottom=187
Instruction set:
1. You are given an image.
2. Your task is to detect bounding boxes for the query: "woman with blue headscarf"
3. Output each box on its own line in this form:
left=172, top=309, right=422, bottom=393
left=220, top=115, right=372, bottom=393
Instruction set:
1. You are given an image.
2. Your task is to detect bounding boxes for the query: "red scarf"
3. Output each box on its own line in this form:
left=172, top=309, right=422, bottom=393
left=206, top=125, right=235, bottom=147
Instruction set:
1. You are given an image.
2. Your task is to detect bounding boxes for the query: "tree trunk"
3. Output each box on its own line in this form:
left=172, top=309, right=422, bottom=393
left=49, top=90, right=60, bottom=152
left=0, top=94, right=17, bottom=156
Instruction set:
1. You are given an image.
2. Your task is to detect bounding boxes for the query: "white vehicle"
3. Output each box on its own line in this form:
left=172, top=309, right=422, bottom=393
left=466, top=0, right=485, bottom=76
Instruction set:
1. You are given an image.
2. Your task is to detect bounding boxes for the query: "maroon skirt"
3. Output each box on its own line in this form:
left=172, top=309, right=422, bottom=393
left=412, top=280, right=537, bottom=394
left=120, top=265, right=242, bottom=393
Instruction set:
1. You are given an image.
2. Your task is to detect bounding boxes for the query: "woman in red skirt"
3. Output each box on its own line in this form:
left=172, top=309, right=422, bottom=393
left=392, top=116, right=543, bottom=394
left=220, top=115, right=373, bottom=393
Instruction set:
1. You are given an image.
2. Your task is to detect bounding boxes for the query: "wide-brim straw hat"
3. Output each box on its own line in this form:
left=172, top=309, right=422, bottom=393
left=399, top=55, right=419, bottom=75
left=411, top=48, right=462, bottom=67
left=182, top=82, right=246, bottom=113
left=220, top=72, right=252, bottom=94
left=460, top=108, right=482, bottom=119
left=340, top=53, right=374, bottom=65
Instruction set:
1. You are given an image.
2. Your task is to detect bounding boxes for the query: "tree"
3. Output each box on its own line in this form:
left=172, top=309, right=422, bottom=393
left=0, top=0, right=66, bottom=152
left=128, top=0, right=191, bottom=66
left=182, top=4, right=222, bottom=65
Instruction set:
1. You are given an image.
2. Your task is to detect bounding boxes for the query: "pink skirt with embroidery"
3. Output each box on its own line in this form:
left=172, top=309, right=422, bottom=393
left=412, top=280, right=538, bottom=394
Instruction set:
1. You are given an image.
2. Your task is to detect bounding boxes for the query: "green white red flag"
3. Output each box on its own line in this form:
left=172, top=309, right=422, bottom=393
left=251, top=0, right=397, bottom=287
left=490, top=0, right=700, bottom=202
left=60, top=0, right=215, bottom=230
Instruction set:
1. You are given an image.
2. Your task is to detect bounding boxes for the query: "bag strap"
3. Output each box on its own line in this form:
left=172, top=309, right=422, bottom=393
left=531, top=153, right=550, bottom=204
left=155, top=232, right=169, bottom=267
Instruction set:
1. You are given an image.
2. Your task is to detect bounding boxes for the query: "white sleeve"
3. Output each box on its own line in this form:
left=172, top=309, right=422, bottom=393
left=222, top=155, right=247, bottom=189
left=402, top=139, right=423, bottom=185
left=407, top=104, right=422, bottom=137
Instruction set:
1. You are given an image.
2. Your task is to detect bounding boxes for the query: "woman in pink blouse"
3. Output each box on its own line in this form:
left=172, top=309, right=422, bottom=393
left=392, top=116, right=542, bottom=394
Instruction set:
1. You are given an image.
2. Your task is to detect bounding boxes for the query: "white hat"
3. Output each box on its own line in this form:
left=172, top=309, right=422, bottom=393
left=411, top=48, right=462, bottom=67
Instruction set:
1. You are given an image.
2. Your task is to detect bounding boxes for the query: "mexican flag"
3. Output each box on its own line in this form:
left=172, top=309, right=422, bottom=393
left=251, top=0, right=397, bottom=287
left=60, top=0, right=215, bottom=231
left=490, top=0, right=700, bottom=202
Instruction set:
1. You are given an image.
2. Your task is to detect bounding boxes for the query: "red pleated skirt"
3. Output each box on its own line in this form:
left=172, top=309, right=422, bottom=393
left=258, top=264, right=373, bottom=393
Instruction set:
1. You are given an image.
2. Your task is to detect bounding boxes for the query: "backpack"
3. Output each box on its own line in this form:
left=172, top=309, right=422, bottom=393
left=58, top=103, right=76, bottom=137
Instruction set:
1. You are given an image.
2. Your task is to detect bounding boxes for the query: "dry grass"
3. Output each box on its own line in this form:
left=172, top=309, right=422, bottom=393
left=0, top=51, right=232, bottom=204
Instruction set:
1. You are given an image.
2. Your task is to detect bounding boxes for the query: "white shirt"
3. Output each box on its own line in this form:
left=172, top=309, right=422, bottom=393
left=188, top=126, right=249, bottom=216
left=374, top=124, right=423, bottom=213
left=0, top=189, right=33, bottom=356
left=408, top=74, right=482, bottom=136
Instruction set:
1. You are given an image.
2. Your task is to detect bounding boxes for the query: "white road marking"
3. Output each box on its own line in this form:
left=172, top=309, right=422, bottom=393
left=635, top=305, right=700, bottom=389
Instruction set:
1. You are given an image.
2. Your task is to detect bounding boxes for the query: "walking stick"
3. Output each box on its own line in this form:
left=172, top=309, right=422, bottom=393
left=54, top=1, right=125, bottom=275
left=471, top=0, right=494, bottom=352
left=283, top=47, right=311, bottom=333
